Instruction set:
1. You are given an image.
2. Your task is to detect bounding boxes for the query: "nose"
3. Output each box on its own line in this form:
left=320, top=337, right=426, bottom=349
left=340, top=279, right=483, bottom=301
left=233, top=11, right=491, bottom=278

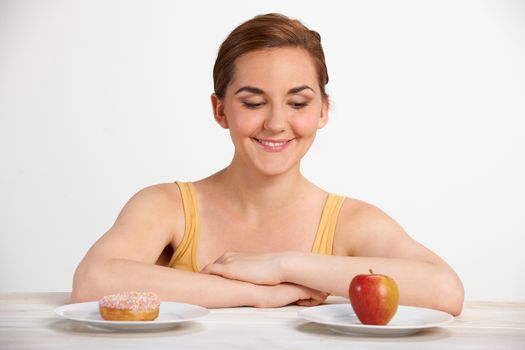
left=263, top=104, right=287, bottom=133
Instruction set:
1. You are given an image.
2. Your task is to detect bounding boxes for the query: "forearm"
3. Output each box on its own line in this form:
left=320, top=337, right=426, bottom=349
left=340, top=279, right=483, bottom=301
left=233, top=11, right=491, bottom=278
left=72, top=258, right=254, bottom=308
left=281, top=252, right=464, bottom=315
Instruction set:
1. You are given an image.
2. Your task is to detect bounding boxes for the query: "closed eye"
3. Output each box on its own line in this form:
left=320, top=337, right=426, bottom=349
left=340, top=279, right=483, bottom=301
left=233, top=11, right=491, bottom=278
left=242, top=102, right=265, bottom=109
left=289, top=102, right=308, bottom=109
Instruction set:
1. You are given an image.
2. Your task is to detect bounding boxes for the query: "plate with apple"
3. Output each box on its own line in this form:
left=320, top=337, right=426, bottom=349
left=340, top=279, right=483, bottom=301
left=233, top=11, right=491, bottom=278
left=298, top=270, right=453, bottom=336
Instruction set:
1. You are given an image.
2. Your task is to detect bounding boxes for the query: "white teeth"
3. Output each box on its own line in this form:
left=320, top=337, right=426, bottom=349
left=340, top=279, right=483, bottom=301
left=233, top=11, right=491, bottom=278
left=258, top=139, right=288, bottom=147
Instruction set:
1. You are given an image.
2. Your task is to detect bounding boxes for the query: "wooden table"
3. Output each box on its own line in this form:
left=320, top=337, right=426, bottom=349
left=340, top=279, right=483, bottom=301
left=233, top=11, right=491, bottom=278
left=1, top=293, right=524, bottom=349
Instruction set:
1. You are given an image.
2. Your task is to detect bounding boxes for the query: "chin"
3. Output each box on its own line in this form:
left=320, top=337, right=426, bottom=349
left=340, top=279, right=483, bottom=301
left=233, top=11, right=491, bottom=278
left=253, top=162, right=298, bottom=177
left=236, top=149, right=304, bottom=177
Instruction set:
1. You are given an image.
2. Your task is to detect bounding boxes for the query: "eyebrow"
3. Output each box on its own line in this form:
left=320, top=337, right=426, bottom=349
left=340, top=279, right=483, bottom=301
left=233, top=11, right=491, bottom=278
left=235, top=86, right=264, bottom=95
left=288, top=85, right=314, bottom=94
left=234, top=85, right=315, bottom=95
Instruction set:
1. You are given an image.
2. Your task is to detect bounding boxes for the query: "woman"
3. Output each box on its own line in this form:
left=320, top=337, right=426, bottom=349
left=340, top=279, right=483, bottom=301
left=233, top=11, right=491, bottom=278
left=72, top=13, right=464, bottom=315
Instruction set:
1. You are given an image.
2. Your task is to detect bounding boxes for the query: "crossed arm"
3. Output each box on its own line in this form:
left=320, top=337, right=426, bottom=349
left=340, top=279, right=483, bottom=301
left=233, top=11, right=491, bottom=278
left=201, top=250, right=464, bottom=315
left=72, top=185, right=464, bottom=315
left=72, top=185, right=326, bottom=308
left=201, top=199, right=464, bottom=315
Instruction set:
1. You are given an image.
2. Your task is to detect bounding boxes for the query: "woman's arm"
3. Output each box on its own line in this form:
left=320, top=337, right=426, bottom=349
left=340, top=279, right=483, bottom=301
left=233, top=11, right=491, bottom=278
left=73, top=256, right=326, bottom=308
left=202, top=201, right=464, bottom=315
left=72, top=184, right=326, bottom=308
left=280, top=252, right=464, bottom=315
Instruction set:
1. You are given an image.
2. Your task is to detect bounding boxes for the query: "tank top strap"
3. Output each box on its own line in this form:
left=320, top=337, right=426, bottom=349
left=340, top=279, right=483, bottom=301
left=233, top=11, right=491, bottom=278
left=168, top=182, right=201, bottom=272
left=311, top=194, right=346, bottom=255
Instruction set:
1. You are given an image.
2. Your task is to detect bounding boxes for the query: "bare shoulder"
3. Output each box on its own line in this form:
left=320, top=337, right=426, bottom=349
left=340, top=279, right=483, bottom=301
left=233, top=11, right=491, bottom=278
left=334, top=197, right=408, bottom=257
left=101, top=183, right=185, bottom=253
left=115, top=183, right=184, bottom=236
left=119, top=183, right=183, bottom=218
left=75, top=182, right=185, bottom=271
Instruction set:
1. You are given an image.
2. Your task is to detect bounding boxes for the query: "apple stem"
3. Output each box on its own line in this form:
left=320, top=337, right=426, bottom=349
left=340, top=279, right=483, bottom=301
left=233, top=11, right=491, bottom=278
left=369, top=269, right=374, bottom=275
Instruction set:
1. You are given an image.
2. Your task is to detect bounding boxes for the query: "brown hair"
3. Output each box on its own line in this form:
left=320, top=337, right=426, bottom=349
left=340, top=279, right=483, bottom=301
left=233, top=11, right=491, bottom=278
left=213, top=13, right=329, bottom=100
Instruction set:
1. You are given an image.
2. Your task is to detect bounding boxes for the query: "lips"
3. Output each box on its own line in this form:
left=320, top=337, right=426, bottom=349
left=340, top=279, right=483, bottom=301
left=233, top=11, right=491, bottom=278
left=253, top=138, right=293, bottom=152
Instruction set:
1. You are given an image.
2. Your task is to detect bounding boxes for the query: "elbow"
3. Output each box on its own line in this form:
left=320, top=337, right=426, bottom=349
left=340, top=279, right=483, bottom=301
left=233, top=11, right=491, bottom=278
left=71, top=261, right=106, bottom=303
left=449, top=280, right=465, bottom=316
left=436, top=270, right=465, bottom=316
left=71, top=282, right=93, bottom=303
left=442, top=287, right=464, bottom=317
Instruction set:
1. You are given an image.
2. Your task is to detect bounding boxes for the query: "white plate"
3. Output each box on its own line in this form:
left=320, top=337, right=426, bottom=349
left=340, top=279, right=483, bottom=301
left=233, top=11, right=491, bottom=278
left=55, top=301, right=209, bottom=331
left=299, top=304, right=453, bottom=336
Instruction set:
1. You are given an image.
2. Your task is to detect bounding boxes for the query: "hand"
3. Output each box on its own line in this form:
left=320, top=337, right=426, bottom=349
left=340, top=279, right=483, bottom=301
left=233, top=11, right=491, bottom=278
left=250, top=282, right=328, bottom=308
left=201, top=251, right=286, bottom=285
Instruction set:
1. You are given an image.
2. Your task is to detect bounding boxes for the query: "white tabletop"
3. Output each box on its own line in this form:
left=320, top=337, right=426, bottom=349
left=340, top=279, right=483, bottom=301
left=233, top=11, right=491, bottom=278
left=1, top=293, right=524, bottom=349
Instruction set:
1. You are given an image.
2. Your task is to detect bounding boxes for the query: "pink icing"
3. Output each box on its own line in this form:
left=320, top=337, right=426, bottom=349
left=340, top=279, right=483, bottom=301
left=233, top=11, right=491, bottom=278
left=99, top=292, right=160, bottom=311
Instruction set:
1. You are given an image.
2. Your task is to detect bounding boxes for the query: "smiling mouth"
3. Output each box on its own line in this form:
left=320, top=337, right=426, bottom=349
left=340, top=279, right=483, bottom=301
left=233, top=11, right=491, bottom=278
left=253, top=138, right=293, bottom=152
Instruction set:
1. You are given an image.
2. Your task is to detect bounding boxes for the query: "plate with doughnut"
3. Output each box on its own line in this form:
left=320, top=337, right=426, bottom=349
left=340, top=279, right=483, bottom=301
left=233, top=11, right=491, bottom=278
left=55, top=292, right=209, bottom=331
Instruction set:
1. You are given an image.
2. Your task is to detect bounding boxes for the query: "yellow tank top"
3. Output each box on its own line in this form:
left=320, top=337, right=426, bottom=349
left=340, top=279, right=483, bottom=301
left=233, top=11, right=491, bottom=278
left=168, top=182, right=346, bottom=272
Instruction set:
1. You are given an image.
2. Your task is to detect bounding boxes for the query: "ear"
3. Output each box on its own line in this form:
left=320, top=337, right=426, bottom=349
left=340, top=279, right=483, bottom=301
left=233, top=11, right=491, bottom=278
left=211, top=93, right=229, bottom=129
left=317, top=97, right=329, bottom=129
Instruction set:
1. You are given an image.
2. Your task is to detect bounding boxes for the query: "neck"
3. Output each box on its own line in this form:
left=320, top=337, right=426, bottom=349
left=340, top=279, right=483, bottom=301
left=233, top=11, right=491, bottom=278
left=212, top=159, right=313, bottom=213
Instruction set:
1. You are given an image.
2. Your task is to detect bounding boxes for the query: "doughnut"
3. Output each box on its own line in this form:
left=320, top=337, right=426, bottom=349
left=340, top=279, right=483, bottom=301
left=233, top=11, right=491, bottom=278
left=99, top=292, right=160, bottom=321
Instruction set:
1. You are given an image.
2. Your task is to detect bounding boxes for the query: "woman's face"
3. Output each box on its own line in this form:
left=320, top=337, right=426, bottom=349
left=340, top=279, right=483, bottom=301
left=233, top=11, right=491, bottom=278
left=212, top=47, right=328, bottom=177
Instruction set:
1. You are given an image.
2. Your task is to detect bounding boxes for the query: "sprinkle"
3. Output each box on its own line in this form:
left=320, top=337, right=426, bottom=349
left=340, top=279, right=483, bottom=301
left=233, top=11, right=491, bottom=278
left=99, top=291, right=160, bottom=311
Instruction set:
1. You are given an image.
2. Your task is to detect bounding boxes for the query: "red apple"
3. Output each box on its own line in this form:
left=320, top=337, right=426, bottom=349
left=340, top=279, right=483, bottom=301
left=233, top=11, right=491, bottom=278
left=348, top=269, right=399, bottom=325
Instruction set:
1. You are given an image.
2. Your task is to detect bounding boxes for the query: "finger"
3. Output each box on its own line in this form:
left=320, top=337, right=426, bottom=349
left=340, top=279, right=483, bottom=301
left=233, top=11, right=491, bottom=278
left=214, top=254, right=228, bottom=264
left=202, top=263, right=244, bottom=283
left=296, top=298, right=317, bottom=306
left=294, top=288, right=327, bottom=306
left=214, top=251, right=240, bottom=264
left=200, top=264, right=211, bottom=274
left=296, top=294, right=326, bottom=306
left=201, top=263, right=226, bottom=277
left=306, top=287, right=327, bottom=301
left=314, top=290, right=328, bottom=302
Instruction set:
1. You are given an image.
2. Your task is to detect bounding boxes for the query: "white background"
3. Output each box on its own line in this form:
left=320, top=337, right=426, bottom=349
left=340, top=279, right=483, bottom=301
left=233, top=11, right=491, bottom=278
left=1, top=0, right=524, bottom=301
